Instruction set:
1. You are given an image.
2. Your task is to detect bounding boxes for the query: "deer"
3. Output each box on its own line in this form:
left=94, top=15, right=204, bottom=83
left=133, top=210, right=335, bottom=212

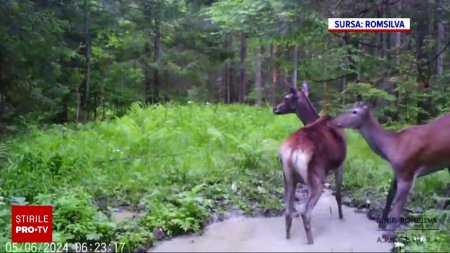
left=273, top=81, right=347, bottom=244
left=332, top=102, right=450, bottom=232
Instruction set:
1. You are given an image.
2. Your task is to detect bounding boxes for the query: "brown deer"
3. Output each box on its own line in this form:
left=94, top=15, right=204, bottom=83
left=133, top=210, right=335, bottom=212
left=273, top=82, right=347, bottom=244
left=333, top=102, right=450, bottom=232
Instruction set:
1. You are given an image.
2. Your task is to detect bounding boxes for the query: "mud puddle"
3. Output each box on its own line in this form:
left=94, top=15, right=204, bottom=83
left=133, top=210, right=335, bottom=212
left=150, top=189, right=393, bottom=252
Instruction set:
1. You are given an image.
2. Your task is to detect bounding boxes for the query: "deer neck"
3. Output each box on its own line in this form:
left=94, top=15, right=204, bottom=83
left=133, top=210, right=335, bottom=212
left=359, top=112, right=396, bottom=162
left=295, top=93, right=319, bottom=125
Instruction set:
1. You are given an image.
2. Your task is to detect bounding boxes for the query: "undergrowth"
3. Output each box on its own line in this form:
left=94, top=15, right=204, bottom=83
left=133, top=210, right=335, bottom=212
left=0, top=102, right=448, bottom=252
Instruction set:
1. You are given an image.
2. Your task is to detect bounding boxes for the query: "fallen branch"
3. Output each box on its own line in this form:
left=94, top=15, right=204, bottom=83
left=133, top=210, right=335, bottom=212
left=92, top=152, right=187, bottom=164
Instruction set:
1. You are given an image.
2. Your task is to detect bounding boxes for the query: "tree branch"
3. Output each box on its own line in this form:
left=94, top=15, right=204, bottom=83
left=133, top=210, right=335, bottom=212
left=420, top=40, right=450, bottom=67
left=92, top=152, right=186, bottom=164
left=356, top=0, right=401, bottom=17
left=304, top=71, right=355, bottom=83
left=330, top=33, right=378, bottom=48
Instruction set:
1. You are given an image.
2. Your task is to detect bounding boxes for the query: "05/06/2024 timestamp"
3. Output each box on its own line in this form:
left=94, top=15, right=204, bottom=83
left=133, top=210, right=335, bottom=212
left=5, top=242, right=126, bottom=253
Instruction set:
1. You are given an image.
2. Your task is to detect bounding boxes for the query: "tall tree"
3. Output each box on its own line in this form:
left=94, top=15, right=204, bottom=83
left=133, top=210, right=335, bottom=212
left=143, top=1, right=153, bottom=104
left=153, top=0, right=162, bottom=104
left=255, top=45, right=263, bottom=105
left=239, top=33, right=247, bottom=103
left=79, top=0, right=91, bottom=122
left=292, top=45, right=299, bottom=87
left=436, top=0, right=445, bottom=75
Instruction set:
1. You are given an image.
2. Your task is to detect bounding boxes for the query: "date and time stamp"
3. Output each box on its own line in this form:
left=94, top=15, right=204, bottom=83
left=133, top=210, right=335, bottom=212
left=5, top=242, right=127, bottom=253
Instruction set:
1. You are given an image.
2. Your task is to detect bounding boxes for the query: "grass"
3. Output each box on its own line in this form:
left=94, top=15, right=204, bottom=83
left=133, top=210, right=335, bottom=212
left=0, top=102, right=448, bottom=252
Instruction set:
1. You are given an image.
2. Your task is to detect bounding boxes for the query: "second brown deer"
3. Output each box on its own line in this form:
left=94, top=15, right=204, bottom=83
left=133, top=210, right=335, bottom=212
left=273, top=82, right=347, bottom=244
left=333, top=102, right=450, bottom=232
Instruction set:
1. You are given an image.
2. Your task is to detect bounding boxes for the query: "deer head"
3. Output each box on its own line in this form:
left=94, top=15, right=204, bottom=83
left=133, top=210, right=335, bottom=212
left=333, top=102, right=370, bottom=129
left=273, top=80, right=311, bottom=115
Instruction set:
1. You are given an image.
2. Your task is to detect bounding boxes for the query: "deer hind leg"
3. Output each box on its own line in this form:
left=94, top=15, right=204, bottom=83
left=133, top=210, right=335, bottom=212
left=334, top=164, right=344, bottom=220
left=301, top=173, right=324, bottom=245
left=380, top=177, right=397, bottom=229
left=386, top=177, right=414, bottom=232
left=284, top=171, right=296, bottom=240
left=446, top=168, right=450, bottom=209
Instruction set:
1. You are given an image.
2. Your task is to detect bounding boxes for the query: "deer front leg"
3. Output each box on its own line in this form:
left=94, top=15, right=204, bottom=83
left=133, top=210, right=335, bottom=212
left=284, top=172, right=296, bottom=240
left=385, top=178, right=414, bottom=232
left=334, top=165, right=344, bottom=220
left=301, top=174, right=324, bottom=245
left=380, top=177, right=397, bottom=229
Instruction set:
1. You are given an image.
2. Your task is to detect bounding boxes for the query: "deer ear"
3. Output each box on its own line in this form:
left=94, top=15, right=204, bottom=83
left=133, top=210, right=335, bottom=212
left=289, top=86, right=299, bottom=95
left=302, top=80, right=309, bottom=97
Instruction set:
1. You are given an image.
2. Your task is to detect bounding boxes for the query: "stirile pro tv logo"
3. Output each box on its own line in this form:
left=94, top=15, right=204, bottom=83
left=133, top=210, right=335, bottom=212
left=11, top=206, right=53, bottom=242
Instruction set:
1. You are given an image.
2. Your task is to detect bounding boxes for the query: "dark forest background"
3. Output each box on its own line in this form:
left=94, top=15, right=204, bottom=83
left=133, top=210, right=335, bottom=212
left=1, top=0, right=449, bottom=128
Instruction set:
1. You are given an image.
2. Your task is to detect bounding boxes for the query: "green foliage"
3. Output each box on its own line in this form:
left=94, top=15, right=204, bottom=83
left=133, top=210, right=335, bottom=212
left=0, top=103, right=295, bottom=251
left=142, top=184, right=213, bottom=236
left=35, top=189, right=116, bottom=244
left=393, top=207, right=450, bottom=253
left=0, top=189, right=11, bottom=250
left=343, top=82, right=396, bottom=103
left=0, top=104, right=448, bottom=252
left=114, top=225, right=153, bottom=253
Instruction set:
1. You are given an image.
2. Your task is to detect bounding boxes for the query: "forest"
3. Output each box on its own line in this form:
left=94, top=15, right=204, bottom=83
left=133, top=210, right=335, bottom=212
left=0, top=0, right=449, bottom=252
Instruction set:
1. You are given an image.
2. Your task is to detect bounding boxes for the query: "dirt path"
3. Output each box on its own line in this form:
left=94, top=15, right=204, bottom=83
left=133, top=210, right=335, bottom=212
left=150, top=189, right=393, bottom=252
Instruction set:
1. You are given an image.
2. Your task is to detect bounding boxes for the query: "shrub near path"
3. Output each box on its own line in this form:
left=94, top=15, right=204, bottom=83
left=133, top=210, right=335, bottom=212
left=0, top=103, right=448, bottom=252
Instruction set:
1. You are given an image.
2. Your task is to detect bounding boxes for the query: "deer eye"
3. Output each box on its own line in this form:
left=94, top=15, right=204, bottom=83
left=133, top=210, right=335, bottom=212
left=352, top=110, right=358, bottom=114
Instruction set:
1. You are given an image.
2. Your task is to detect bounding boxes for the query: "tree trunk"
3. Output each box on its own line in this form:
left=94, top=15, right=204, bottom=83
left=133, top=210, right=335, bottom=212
left=281, top=47, right=288, bottom=91
left=391, top=0, right=402, bottom=120
left=220, top=38, right=226, bottom=102
left=99, top=81, right=104, bottom=119
left=0, top=49, right=4, bottom=117
left=93, top=95, right=97, bottom=120
left=191, top=0, right=201, bottom=12
left=376, top=0, right=395, bottom=115
left=55, top=92, right=69, bottom=123
left=0, top=91, right=4, bottom=117
left=143, top=2, right=152, bottom=104
left=390, top=0, right=401, bottom=67
left=79, top=0, right=91, bottom=123
left=273, top=44, right=280, bottom=100
left=292, top=45, right=299, bottom=88
left=76, top=86, right=81, bottom=123
left=340, top=32, right=352, bottom=105
left=340, top=77, right=346, bottom=105
left=436, top=0, right=445, bottom=75
left=153, top=1, right=161, bottom=104
left=383, top=27, right=390, bottom=74
left=223, top=34, right=232, bottom=103
left=268, top=44, right=274, bottom=104
left=255, top=45, right=263, bottom=105
left=229, top=51, right=236, bottom=103
left=63, top=94, right=68, bottom=123
left=239, top=33, right=247, bottom=103
left=323, top=81, right=329, bottom=115
left=416, top=0, right=432, bottom=123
